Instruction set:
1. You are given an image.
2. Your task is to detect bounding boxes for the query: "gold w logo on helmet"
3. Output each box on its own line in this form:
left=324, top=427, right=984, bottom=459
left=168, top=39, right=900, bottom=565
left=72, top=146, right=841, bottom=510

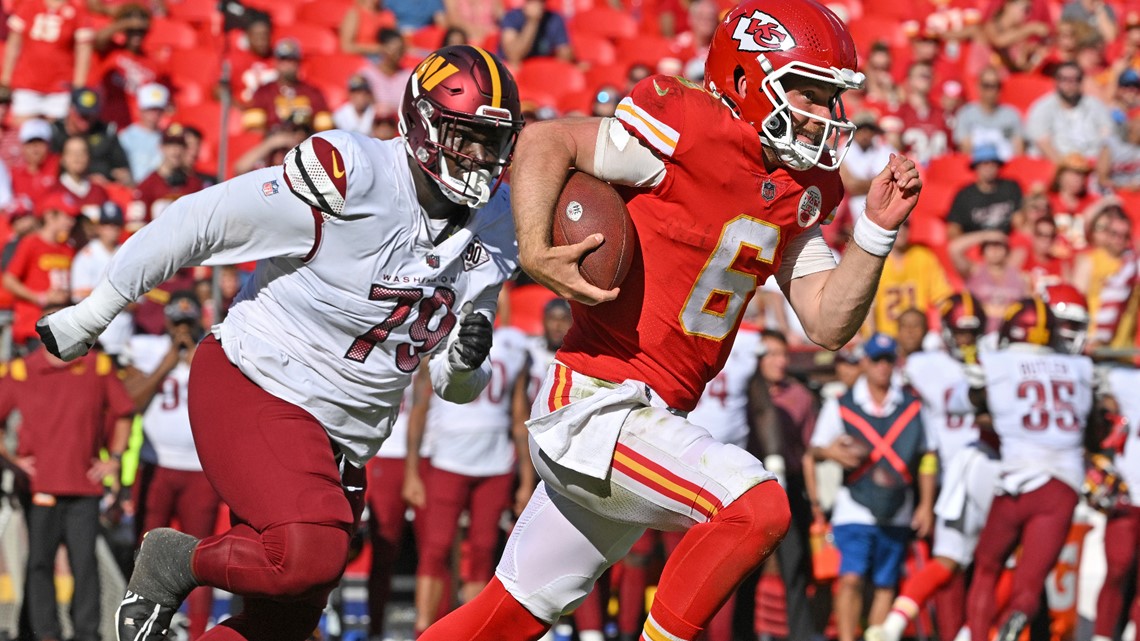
left=415, top=54, right=459, bottom=91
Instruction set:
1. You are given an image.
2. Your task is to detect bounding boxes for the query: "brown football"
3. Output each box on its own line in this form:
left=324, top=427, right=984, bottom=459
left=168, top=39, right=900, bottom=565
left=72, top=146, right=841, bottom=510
left=551, top=171, right=636, bottom=290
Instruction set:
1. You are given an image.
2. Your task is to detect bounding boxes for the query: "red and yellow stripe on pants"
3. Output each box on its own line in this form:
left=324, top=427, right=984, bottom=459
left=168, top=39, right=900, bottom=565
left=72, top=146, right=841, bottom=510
left=612, top=444, right=723, bottom=521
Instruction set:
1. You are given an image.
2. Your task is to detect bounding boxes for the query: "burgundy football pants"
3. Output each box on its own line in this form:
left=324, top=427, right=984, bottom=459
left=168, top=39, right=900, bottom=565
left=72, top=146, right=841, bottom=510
left=1095, top=505, right=1140, bottom=637
left=417, top=466, right=513, bottom=582
left=966, top=479, right=1078, bottom=641
left=187, top=336, right=366, bottom=641
left=365, top=456, right=426, bottom=638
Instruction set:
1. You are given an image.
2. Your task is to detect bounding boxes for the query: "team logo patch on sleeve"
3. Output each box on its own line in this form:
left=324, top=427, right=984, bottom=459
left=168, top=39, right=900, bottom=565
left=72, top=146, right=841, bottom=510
left=797, top=186, right=822, bottom=227
left=732, top=10, right=796, bottom=52
left=463, top=236, right=490, bottom=271
left=282, top=135, right=349, bottom=217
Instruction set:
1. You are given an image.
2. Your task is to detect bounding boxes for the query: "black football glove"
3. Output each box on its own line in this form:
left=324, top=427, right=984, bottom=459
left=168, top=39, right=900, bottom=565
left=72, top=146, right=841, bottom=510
left=448, top=311, right=493, bottom=371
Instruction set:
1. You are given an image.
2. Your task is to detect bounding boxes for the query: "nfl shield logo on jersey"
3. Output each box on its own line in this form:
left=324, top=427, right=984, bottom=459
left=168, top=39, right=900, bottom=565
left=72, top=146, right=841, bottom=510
left=262, top=180, right=279, bottom=196
left=761, top=180, right=777, bottom=202
left=463, top=237, right=490, bottom=271
left=426, top=254, right=440, bottom=268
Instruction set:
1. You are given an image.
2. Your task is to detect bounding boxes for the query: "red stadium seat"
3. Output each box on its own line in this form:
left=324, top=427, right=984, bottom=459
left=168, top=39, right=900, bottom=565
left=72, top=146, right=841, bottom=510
left=516, top=58, right=586, bottom=103
left=167, top=47, right=222, bottom=91
left=569, top=6, right=637, bottom=41
left=614, top=35, right=678, bottom=69
left=572, top=32, right=616, bottom=67
left=276, top=23, right=337, bottom=56
left=845, top=16, right=905, bottom=54
left=909, top=177, right=961, bottom=221
left=860, top=0, right=918, bottom=21
left=409, top=25, right=446, bottom=51
left=1000, top=74, right=1053, bottom=115
left=167, top=0, right=218, bottom=25
left=585, top=64, right=628, bottom=93
left=174, top=100, right=244, bottom=140
left=295, top=0, right=353, bottom=30
left=147, top=17, right=198, bottom=50
left=302, top=53, right=367, bottom=92
left=923, top=152, right=973, bottom=189
left=1000, top=155, right=1055, bottom=191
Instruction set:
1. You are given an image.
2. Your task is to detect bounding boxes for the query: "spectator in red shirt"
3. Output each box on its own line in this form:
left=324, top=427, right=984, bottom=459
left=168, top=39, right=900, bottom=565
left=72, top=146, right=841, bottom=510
left=2, top=191, right=77, bottom=351
left=1049, top=152, right=1101, bottom=250
left=58, top=134, right=111, bottom=224
left=1014, top=214, right=1072, bottom=289
left=882, top=61, right=952, bottom=166
left=0, top=339, right=132, bottom=641
left=10, top=119, right=59, bottom=204
left=338, top=0, right=397, bottom=56
left=241, top=39, right=332, bottom=132
left=127, top=124, right=203, bottom=232
left=93, top=3, right=163, bottom=130
left=0, top=0, right=94, bottom=120
left=227, top=14, right=276, bottom=106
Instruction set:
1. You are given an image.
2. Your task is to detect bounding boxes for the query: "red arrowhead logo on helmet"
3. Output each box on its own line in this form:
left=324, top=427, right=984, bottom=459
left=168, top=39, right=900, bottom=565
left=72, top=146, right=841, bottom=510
left=733, top=11, right=796, bottom=52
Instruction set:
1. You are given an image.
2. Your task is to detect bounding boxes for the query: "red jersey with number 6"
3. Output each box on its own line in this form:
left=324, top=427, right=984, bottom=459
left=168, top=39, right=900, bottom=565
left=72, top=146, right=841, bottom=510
left=556, top=75, right=844, bottom=411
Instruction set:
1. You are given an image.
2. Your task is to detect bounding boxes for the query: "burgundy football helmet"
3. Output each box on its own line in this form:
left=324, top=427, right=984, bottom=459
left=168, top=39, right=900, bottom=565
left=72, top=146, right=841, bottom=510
left=998, top=297, right=1056, bottom=349
left=705, top=0, right=864, bottom=171
left=1042, top=283, right=1089, bottom=355
left=399, top=45, right=523, bottom=208
left=939, top=291, right=986, bottom=363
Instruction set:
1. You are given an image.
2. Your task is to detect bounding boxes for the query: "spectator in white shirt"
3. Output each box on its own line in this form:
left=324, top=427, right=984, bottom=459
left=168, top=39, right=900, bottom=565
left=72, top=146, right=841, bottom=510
left=1026, top=61, right=1114, bottom=163
left=71, top=202, right=133, bottom=356
left=841, top=112, right=898, bottom=222
left=119, top=83, right=170, bottom=183
left=332, top=74, right=375, bottom=136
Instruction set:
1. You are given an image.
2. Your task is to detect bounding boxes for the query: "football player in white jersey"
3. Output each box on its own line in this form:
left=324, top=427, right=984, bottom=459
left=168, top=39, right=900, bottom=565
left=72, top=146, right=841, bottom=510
left=35, top=45, right=528, bottom=641
left=122, top=292, right=221, bottom=641
left=959, top=297, right=1095, bottom=641
left=405, top=326, right=533, bottom=634
left=525, top=298, right=572, bottom=403
left=867, top=292, right=998, bottom=641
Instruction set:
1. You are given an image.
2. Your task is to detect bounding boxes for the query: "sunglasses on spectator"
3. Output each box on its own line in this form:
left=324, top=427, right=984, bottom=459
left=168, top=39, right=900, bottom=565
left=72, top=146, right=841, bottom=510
left=980, top=81, right=1001, bottom=89
left=1057, top=74, right=1082, bottom=82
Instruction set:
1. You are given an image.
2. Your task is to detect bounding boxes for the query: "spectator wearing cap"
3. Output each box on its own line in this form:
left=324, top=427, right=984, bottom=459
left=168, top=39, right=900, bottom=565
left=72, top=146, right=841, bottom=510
left=1099, top=108, right=1140, bottom=191
left=869, top=221, right=952, bottom=338
left=359, top=28, right=412, bottom=118
left=810, top=332, right=935, bottom=641
left=242, top=39, right=332, bottom=132
left=338, top=0, right=397, bottom=56
left=1109, top=69, right=1140, bottom=132
left=385, top=0, right=444, bottom=32
left=1060, top=0, right=1116, bottom=45
left=11, top=119, right=60, bottom=205
left=119, top=82, right=170, bottom=183
left=0, top=0, right=94, bottom=121
left=499, top=0, right=572, bottom=66
left=127, top=124, right=204, bottom=233
left=57, top=134, right=111, bottom=225
left=94, top=4, right=165, bottom=130
left=949, top=229, right=1029, bottom=332
left=71, top=200, right=132, bottom=356
left=953, top=67, right=1026, bottom=157
left=50, top=87, right=132, bottom=185
left=1026, top=61, right=1114, bottom=164
left=122, top=290, right=220, bottom=640
left=2, top=191, right=78, bottom=350
left=227, top=15, right=276, bottom=106
left=842, top=113, right=897, bottom=228
left=333, top=75, right=376, bottom=135
left=946, top=144, right=1023, bottom=239
left=1048, top=152, right=1100, bottom=249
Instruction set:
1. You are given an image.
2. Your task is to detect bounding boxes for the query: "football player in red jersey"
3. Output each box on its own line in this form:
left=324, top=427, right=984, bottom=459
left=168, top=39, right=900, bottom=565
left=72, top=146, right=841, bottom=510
left=419, top=2, right=923, bottom=641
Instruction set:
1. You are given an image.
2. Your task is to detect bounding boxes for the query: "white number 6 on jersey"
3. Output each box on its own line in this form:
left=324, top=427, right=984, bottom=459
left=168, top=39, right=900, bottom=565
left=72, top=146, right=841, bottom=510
left=680, top=216, right=780, bottom=340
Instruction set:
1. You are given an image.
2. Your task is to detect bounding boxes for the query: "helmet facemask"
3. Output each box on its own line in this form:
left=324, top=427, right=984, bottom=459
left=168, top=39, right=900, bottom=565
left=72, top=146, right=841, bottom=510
left=755, top=59, right=862, bottom=171
left=402, top=87, right=521, bottom=209
left=1053, top=314, right=1088, bottom=355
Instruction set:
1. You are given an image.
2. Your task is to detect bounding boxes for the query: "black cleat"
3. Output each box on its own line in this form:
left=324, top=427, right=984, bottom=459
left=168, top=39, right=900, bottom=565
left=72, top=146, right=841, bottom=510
left=116, top=590, right=178, bottom=641
left=996, top=611, right=1029, bottom=641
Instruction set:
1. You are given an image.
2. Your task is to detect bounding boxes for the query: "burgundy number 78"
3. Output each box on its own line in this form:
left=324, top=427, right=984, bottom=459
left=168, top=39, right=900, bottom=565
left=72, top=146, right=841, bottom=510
left=345, top=285, right=457, bottom=372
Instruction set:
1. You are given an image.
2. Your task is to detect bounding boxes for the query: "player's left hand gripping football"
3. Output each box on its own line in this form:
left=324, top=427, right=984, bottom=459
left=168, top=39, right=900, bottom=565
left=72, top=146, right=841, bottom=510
left=448, top=308, right=493, bottom=371
left=36, top=309, right=98, bottom=362
left=524, top=234, right=618, bottom=306
left=864, top=154, right=923, bottom=230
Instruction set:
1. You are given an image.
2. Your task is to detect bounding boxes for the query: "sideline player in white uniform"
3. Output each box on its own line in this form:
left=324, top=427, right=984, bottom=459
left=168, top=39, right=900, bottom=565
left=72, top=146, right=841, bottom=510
left=405, top=326, right=533, bottom=634
left=36, top=45, right=527, bottom=641
left=122, top=292, right=221, bottom=641
left=959, top=297, right=1094, bottom=641
left=867, top=292, right=998, bottom=641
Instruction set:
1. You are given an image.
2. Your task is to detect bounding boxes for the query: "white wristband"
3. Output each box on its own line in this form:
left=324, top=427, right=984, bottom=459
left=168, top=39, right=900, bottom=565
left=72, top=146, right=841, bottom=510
left=853, top=214, right=898, bottom=257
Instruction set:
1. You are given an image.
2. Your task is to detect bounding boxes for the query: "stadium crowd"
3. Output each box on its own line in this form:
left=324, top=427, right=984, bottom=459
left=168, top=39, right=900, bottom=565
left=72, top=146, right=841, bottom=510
left=0, top=0, right=1137, bottom=641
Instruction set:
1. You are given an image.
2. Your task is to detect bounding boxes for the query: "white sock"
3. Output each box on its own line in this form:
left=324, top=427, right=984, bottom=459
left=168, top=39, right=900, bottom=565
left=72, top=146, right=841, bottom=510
left=1092, top=635, right=1113, bottom=641
left=579, top=631, right=605, bottom=641
left=881, top=610, right=910, bottom=641
left=953, top=627, right=972, bottom=641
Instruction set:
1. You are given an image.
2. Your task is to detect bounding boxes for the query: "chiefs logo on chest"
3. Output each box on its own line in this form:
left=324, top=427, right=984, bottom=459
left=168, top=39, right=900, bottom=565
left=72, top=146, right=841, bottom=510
left=731, top=10, right=796, bottom=52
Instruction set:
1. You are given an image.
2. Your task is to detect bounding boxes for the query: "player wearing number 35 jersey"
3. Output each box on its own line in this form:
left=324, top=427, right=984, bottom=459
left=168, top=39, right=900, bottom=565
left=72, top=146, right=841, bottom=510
left=35, top=45, right=525, bottom=641
left=420, top=2, right=924, bottom=641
